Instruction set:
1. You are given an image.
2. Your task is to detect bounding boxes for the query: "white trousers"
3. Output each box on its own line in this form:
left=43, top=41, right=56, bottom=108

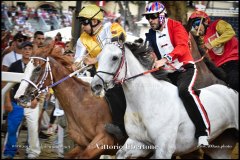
left=24, top=104, right=41, bottom=156
left=57, top=124, right=64, bottom=157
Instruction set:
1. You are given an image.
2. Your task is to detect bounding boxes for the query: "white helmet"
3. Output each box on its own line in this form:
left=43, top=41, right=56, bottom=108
left=142, top=2, right=167, bottom=26
left=142, top=1, right=167, bottom=15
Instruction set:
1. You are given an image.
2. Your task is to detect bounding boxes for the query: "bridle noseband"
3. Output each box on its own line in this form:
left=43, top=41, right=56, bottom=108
left=95, top=42, right=127, bottom=88
left=22, top=56, right=93, bottom=99
left=21, top=56, right=53, bottom=98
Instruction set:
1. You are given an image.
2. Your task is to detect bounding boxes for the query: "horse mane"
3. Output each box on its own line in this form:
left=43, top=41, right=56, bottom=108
left=51, top=51, right=91, bottom=87
left=124, top=41, right=170, bottom=82
left=33, top=43, right=90, bottom=87
left=33, top=43, right=73, bottom=72
left=50, top=51, right=74, bottom=73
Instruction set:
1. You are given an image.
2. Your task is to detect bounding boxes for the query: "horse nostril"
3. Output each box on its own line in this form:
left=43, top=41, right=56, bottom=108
left=92, top=84, right=103, bottom=92
left=18, top=95, right=26, bottom=103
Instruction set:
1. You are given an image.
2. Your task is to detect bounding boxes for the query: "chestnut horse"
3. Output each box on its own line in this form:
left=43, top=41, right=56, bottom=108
left=13, top=45, right=121, bottom=159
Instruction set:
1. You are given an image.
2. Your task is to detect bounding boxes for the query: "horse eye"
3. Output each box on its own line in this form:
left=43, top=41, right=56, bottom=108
left=34, top=66, right=41, bottom=72
left=112, top=56, right=118, bottom=61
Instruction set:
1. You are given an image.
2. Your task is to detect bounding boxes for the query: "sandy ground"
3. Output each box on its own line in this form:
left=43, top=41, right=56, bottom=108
left=1, top=129, right=238, bottom=159
left=1, top=102, right=239, bottom=159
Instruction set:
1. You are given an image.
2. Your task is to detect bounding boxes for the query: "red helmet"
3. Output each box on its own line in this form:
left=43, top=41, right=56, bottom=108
left=189, top=11, right=210, bottom=24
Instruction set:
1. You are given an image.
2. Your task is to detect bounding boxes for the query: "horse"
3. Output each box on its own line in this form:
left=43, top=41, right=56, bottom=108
left=13, top=44, right=124, bottom=159
left=124, top=34, right=230, bottom=159
left=90, top=38, right=239, bottom=158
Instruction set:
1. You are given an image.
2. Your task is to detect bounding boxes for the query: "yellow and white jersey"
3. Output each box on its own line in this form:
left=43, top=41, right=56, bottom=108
left=75, top=22, right=126, bottom=65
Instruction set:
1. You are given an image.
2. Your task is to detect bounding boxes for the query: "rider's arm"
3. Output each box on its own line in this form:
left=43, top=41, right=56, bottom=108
left=210, top=20, right=236, bottom=48
left=74, top=38, right=87, bottom=63
left=168, top=20, right=190, bottom=61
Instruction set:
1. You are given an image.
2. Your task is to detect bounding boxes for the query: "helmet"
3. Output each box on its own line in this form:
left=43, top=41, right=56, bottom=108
left=189, top=11, right=210, bottom=24
left=142, top=1, right=167, bottom=15
left=78, top=5, right=103, bottom=21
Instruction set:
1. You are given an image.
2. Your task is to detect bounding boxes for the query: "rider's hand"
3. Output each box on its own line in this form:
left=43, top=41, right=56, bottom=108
left=84, top=56, right=97, bottom=65
left=204, top=42, right=213, bottom=50
left=71, top=63, right=78, bottom=71
left=152, top=58, right=167, bottom=69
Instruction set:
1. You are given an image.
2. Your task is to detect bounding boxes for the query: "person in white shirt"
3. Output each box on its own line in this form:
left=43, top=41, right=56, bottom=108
left=2, top=32, right=26, bottom=71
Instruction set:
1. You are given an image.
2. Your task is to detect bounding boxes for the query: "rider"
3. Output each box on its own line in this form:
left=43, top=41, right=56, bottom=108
left=143, top=1, right=210, bottom=146
left=73, top=4, right=127, bottom=140
left=187, top=11, right=239, bottom=92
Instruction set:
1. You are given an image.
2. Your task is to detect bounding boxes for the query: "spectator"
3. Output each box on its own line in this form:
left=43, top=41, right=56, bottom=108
left=31, top=31, right=51, bottom=140
left=54, top=32, right=65, bottom=49
left=64, top=41, right=71, bottom=51
left=33, top=31, right=45, bottom=49
left=3, top=41, right=41, bottom=159
left=1, top=40, right=14, bottom=63
left=2, top=32, right=26, bottom=72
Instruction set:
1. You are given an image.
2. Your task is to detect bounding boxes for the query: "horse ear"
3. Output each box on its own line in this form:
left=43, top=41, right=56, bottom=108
left=111, top=32, right=125, bottom=45
left=119, top=32, right=125, bottom=43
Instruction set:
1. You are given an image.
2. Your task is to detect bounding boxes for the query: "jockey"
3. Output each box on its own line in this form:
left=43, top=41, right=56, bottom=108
left=143, top=1, right=210, bottom=147
left=187, top=11, right=239, bottom=92
left=73, top=4, right=127, bottom=141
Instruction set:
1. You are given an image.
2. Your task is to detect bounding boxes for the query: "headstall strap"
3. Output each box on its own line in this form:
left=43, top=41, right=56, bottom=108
left=23, top=56, right=54, bottom=96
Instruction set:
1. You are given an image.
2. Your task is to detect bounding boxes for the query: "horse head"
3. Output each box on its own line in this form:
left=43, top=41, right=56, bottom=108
left=91, top=40, right=126, bottom=97
left=14, top=43, right=71, bottom=107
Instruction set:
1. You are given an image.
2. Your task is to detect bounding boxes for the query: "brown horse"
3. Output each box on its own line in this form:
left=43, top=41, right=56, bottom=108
left=188, top=33, right=226, bottom=88
left=14, top=44, right=122, bottom=159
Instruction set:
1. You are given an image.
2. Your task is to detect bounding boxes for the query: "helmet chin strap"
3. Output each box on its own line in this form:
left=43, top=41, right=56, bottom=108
left=157, top=16, right=165, bottom=30
left=156, top=10, right=166, bottom=30
left=89, top=20, right=101, bottom=36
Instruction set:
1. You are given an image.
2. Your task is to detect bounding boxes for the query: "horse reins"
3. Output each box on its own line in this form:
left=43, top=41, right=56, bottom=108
left=96, top=42, right=128, bottom=86
left=22, top=56, right=91, bottom=98
left=96, top=42, right=206, bottom=85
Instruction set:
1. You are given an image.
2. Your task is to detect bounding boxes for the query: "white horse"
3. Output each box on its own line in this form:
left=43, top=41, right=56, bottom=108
left=90, top=42, right=239, bottom=159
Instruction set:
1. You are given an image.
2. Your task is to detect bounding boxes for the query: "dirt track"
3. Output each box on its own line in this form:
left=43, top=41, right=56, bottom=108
left=1, top=103, right=239, bottom=159
left=1, top=129, right=238, bottom=159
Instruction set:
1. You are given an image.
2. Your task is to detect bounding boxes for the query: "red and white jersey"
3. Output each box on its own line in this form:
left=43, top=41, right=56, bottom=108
left=150, top=18, right=194, bottom=68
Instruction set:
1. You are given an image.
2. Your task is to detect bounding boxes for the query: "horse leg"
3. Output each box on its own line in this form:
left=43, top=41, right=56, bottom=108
left=202, top=128, right=238, bottom=159
left=64, top=145, right=84, bottom=159
left=116, top=138, right=152, bottom=159
left=76, top=133, right=115, bottom=159
left=154, top=134, right=177, bottom=159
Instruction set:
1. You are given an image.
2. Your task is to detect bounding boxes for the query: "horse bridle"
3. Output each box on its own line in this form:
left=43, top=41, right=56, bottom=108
left=21, top=56, right=53, bottom=99
left=95, top=42, right=128, bottom=89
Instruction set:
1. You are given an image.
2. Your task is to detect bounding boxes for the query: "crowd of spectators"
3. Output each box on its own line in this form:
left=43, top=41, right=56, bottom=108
left=1, top=2, right=72, bottom=38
